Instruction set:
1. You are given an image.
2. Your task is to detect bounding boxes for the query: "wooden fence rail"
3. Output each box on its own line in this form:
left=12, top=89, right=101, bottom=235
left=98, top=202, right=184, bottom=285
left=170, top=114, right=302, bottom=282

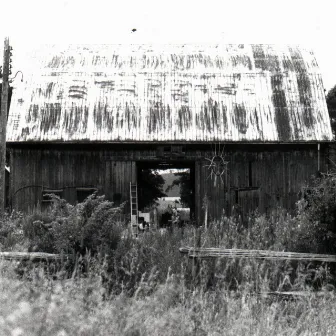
left=0, top=252, right=69, bottom=262
left=180, top=247, right=336, bottom=297
left=179, top=247, right=336, bottom=263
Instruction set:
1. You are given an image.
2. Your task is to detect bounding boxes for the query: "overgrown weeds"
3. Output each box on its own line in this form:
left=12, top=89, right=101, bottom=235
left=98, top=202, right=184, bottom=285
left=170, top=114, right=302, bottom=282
left=1, top=172, right=336, bottom=334
left=0, top=258, right=336, bottom=336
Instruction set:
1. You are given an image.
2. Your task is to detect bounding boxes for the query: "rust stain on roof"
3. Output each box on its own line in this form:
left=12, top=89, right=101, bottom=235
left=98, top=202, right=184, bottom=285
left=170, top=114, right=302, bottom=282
left=7, top=44, right=333, bottom=143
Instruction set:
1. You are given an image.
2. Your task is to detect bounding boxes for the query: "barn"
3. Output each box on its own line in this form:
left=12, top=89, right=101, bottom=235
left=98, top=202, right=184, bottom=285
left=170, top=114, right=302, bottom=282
left=6, top=44, right=333, bottom=224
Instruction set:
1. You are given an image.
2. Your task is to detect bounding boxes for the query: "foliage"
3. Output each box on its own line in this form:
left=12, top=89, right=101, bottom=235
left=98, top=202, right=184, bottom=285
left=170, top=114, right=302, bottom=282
left=327, top=85, right=336, bottom=117
left=1, top=192, right=336, bottom=336
left=22, top=193, right=124, bottom=256
left=0, top=211, right=26, bottom=251
left=102, top=228, right=186, bottom=296
left=294, top=172, right=336, bottom=254
left=166, top=171, right=192, bottom=208
left=2, top=171, right=336, bottom=314
left=1, top=258, right=336, bottom=336
left=138, top=169, right=166, bottom=209
left=326, top=85, right=336, bottom=132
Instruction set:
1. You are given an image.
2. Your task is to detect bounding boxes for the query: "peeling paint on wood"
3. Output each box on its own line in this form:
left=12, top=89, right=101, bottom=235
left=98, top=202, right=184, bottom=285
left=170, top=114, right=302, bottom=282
left=7, top=44, right=332, bottom=143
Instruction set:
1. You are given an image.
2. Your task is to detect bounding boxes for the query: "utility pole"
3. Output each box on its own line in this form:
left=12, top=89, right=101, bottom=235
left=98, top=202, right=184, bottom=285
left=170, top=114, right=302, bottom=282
left=0, top=37, right=10, bottom=214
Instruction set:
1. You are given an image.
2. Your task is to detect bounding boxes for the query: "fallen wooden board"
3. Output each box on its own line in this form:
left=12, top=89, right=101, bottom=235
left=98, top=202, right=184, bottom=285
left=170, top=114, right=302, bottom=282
left=0, top=252, right=69, bottom=262
left=179, top=247, right=336, bottom=262
left=258, top=291, right=335, bottom=298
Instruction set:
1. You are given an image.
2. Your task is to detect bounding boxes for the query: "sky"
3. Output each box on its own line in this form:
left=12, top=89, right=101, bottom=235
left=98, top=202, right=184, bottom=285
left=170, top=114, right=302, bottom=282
left=0, top=0, right=335, bottom=91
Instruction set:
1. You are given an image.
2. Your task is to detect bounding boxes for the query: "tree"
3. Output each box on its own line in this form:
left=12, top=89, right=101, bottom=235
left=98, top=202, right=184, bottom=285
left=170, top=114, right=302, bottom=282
left=138, top=169, right=166, bottom=209
left=326, top=85, right=336, bottom=133
left=166, top=171, right=192, bottom=208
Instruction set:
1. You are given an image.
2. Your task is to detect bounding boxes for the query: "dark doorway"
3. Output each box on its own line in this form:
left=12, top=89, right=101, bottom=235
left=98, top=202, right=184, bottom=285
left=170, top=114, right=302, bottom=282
left=136, top=161, right=195, bottom=228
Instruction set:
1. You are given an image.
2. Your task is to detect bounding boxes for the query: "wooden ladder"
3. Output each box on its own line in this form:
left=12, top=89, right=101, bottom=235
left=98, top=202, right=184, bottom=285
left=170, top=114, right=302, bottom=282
left=130, top=183, right=138, bottom=237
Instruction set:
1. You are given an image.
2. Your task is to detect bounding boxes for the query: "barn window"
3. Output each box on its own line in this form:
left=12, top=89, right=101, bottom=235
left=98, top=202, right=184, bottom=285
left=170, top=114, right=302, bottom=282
left=76, top=187, right=97, bottom=203
left=113, top=193, right=122, bottom=205
left=42, top=189, right=63, bottom=203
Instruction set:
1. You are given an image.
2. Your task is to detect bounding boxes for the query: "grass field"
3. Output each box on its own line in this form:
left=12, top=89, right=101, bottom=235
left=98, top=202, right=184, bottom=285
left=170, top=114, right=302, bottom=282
left=1, top=187, right=336, bottom=335
left=0, top=256, right=336, bottom=336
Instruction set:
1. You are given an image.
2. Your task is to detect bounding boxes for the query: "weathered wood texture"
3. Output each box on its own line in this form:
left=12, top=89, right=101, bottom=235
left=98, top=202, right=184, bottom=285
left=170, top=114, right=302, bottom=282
left=195, top=147, right=325, bottom=223
left=10, top=148, right=136, bottom=213
left=9, top=144, right=326, bottom=221
left=180, top=247, right=336, bottom=263
left=0, top=252, right=68, bottom=261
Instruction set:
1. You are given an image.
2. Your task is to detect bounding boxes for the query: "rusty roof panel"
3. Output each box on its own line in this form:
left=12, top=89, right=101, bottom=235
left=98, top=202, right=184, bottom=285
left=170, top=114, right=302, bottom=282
left=7, top=44, right=333, bottom=143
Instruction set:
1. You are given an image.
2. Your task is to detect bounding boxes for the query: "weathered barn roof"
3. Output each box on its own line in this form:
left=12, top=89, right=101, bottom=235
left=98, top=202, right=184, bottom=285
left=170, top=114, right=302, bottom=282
left=7, top=44, right=333, bottom=143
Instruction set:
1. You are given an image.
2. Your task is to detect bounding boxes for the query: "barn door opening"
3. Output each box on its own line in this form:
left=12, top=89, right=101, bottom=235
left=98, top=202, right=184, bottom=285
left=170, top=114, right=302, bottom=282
left=136, top=161, right=195, bottom=229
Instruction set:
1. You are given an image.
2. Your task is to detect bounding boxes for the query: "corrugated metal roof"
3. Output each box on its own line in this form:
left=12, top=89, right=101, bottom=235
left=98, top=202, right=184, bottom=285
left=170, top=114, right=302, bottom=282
left=6, top=44, right=333, bottom=143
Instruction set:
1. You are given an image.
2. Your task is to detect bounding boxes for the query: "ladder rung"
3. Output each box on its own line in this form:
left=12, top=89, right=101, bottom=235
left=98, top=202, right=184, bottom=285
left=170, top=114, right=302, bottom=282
left=130, top=183, right=139, bottom=238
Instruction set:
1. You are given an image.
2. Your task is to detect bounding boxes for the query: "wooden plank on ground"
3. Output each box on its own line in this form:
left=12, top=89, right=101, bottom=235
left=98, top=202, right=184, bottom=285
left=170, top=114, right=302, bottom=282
left=179, top=247, right=336, bottom=262
left=258, top=291, right=334, bottom=298
left=0, top=252, right=69, bottom=262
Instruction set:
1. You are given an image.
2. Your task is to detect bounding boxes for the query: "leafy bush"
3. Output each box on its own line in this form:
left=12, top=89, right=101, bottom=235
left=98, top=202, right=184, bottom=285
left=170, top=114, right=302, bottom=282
left=0, top=211, right=26, bottom=251
left=5, top=171, right=336, bottom=296
left=22, top=193, right=125, bottom=256
left=293, top=172, right=336, bottom=254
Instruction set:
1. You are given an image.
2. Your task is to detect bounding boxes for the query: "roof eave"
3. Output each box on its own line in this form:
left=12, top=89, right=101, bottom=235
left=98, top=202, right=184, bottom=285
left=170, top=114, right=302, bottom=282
left=6, top=140, right=335, bottom=146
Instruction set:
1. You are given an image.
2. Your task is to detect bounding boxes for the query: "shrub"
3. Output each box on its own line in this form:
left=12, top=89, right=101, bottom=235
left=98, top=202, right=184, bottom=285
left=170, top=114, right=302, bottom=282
left=0, top=211, right=26, bottom=251
left=7, top=172, right=336, bottom=296
left=294, top=172, right=336, bottom=254
left=23, top=211, right=55, bottom=252
left=22, top=193, right=125, bottom=256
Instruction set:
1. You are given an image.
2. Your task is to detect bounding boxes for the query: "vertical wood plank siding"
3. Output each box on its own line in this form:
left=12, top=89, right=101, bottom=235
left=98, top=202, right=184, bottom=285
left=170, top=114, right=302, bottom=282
left=11, top=149, right=136, bottom=212
left=10, top=146, right=325, bottom=222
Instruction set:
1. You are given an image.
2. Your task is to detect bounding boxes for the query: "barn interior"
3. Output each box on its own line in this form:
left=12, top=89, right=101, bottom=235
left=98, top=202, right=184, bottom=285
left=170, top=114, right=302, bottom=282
left=136, top=161, right=195, bottom=229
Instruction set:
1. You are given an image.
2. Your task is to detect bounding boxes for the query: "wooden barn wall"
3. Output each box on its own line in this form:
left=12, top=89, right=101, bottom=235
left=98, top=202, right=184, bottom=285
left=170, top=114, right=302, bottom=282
left=10, top=149, right=136, bottom=213
left=195, top=149, right=325, bottom=224
left=9, top=145, right=327, bottom=223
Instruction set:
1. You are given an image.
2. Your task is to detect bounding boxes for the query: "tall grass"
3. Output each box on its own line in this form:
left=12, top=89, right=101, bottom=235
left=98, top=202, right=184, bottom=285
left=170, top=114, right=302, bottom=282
left=0, top=257, right=336, bottom=336
left=2, top=174, right=336, bottom=335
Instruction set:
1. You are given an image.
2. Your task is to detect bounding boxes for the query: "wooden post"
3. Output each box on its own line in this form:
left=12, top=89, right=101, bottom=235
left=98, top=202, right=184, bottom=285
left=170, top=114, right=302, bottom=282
left=192, top=227, right=202, bottom=284
left=0, top=37, right=10, bottom=214
left=318, top=143, right=321, bottom=172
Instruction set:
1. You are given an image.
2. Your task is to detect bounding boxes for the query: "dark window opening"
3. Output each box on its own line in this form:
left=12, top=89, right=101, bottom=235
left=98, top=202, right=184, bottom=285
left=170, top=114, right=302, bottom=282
left=235, top=189, right=239, bottom=203
left=76, top=187, right=97, bottom=203
left=113, top=192, right=122, bottom=205
left=42, top=189, right=63, bottom=203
